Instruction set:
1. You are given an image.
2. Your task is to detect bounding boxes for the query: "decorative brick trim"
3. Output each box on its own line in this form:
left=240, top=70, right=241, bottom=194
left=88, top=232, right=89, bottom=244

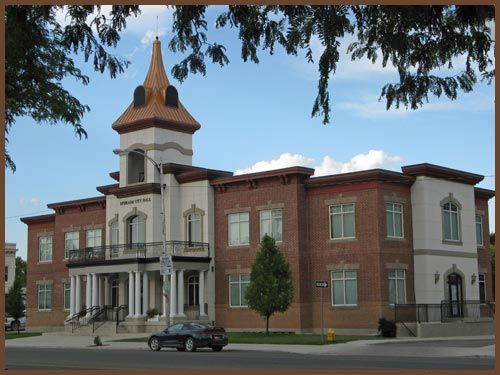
left=225, top=268, right=251, bottom=275
left=326, top=263, right=360, bottom=271
left=36, top=279, right=53, bottom=285
left=255, top=202, right=285, bottom=211
left=383, top=195, right=407, bottom=204
left=83, top=224, right=104, bottom=230
left=324, top=194, right=357, bottom=205
left=224, top=206, right=251, bottom=215
left=62, top=226, right=81, bottom=233
left=385, top=262, right=408, bottom=270
left=36, top=231, right=54, bottom=237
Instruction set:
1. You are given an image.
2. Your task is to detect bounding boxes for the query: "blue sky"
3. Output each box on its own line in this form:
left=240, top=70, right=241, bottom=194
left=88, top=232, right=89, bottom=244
left=5, top=6, right=495, bottom=259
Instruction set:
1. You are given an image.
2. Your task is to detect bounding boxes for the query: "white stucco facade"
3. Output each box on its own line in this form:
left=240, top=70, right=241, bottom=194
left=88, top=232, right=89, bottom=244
left=410, top=176, right=480, bottom=303
left=5, top=242, right=17, bottom=293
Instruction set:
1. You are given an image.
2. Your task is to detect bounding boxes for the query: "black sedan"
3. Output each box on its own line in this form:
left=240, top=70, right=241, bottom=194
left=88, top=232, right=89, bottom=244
left=148, top=322, right=229, bottom=352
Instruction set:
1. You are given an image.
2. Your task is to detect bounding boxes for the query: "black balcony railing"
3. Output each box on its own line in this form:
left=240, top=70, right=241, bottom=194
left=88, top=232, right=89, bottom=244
left=394, top=300, right=495, bottom=323
left=68, top=241, right=209, bottom=264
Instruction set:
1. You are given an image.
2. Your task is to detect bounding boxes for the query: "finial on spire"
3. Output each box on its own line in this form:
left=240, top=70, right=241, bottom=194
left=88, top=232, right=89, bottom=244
left=156, top=16, right=159, bottom=40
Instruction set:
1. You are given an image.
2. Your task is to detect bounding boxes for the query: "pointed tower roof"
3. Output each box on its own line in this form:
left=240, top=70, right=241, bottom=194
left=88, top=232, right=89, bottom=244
left=112, top=38, right=201, bottom=134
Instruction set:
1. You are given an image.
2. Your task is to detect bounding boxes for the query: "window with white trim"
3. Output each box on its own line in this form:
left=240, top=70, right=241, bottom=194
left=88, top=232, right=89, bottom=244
left=110, top=221, right=119, bottom=246
left=329, top=204, right=355, bottom=239
left=476, top=215, right=484, bottom=246
left=260, top=209, right=282, bottom=242
left=388, top=269, right=406, bottom=304
left=442, top=202, right=460, bottom=241
left=127, top=216, right=145, bottom=244
left=386, top=203, right=403, bottom=238
left=39, top=236, right=52, bottom=262
left=187, top=212, right=202, bottom=243
left=229, top=274, right=250, bottom=307
left=64, top=231, right=79, bottom=259
left=86, top=229, right=102, bottom=248
left=228, top=212, right=249, bottom=246
left=479, top=274, right=486, bottom=302
left=38, top=284, right=52, bottom=310
left=331, top=270, right=357, bottom=305
left=63, top=282, right=71, bottom=310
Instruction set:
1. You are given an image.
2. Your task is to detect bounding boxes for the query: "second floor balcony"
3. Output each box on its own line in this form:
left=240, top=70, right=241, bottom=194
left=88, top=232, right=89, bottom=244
left=67, top=241, right=210, bottom=265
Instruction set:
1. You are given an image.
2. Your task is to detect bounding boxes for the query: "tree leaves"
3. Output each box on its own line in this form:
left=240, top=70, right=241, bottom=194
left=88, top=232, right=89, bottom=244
left=5, top=5, right=140, bottom=171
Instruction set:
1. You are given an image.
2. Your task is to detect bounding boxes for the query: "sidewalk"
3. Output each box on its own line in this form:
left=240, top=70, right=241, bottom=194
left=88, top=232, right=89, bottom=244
left=5, top=333, right=495, bottom=358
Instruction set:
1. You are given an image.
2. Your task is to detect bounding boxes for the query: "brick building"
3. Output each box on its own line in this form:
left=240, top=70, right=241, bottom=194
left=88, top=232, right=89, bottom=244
left=21, top=38, right=494, bottom=334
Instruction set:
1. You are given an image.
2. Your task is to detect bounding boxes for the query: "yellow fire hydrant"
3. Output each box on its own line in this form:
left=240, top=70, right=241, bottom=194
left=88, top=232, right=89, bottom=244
left=327, top=328, right=335, bottom=343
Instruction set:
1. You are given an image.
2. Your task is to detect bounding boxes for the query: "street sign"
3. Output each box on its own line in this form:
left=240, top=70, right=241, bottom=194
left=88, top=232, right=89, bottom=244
left=160, top=255, right=172, bottom=276
left=315, top=281, right=328, bottom=288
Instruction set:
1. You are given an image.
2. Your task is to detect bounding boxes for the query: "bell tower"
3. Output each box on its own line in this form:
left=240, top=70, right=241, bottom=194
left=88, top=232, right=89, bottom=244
left=112, top=37, right=201, bottom=186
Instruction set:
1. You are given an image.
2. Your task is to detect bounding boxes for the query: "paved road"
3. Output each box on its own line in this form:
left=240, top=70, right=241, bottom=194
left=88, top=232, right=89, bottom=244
left=5, top=346, right=494, bottom=370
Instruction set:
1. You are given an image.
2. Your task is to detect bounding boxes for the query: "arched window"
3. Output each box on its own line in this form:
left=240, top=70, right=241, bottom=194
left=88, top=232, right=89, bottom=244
left=128, top=215, right=145, bottom=244
left=442, top=199, right=461, bottom=242
left=127, top=149, right=145, bottom=184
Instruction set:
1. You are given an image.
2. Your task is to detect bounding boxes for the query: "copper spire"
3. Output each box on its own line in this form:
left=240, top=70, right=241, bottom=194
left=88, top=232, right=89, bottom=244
left=142, top=38, right=170, bottom=90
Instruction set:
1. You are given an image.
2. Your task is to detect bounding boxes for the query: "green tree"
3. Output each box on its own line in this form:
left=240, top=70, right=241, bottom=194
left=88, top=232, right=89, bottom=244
left=14, top=257, right=27, bottom=287
left=6, top=279, right=26, bottom=331
left=245, top=235, right=294, bottom=334
left=5, top=5, right=140, bottom=171
left=6, top=5, right=494, bottom=170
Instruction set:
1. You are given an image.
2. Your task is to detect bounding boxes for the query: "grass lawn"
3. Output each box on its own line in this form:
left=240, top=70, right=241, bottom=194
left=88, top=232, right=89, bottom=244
left=110, top=332, right=388, bottom=345
left=5, top=332, right=43, bottom=340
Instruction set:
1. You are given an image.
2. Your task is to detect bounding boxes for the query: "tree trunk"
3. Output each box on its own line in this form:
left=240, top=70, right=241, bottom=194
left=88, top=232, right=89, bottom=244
left=266, top=315, right=270, bottom=335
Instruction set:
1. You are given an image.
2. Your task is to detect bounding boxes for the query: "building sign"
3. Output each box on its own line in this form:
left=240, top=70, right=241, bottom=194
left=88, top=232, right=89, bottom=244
left=120, top=197, right=152, bottom=206
left=160, top=256, right=173, bottom=276
left=315, top=281, right=328, bottom=288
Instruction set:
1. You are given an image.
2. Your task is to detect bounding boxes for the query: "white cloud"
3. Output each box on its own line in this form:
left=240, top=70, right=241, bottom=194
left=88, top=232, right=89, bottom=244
left=30, top=197, right=40, bottom=207
left=141, top=29, right=168, bottom=46
left=235, top=150, right=402, bottom=177
left=19, top=197, right=40, bottom=208
left=235, top=153, right=314, bottom=175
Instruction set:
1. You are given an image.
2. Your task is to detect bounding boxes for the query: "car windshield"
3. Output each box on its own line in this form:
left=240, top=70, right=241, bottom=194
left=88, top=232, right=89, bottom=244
left=190, top=323, right=209, bottom=330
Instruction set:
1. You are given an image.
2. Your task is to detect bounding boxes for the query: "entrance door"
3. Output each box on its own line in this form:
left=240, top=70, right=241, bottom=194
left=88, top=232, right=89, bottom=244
left=111, top=280, right=119, bottom=308
left=187, top=276, right=199, bottom=306
left=447, top=273, right=463, bottom=317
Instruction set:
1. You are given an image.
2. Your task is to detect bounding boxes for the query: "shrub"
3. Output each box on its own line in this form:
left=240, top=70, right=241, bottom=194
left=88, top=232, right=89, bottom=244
left=378, top=317, right=397, bottom=337
left=146, top=308, right=159, bottom=318
left=94, top=335, right=102, bottom=346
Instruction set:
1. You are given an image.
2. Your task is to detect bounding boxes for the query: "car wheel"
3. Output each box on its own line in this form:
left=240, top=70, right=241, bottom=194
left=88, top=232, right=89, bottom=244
left=212, top=346, right=223, bottom=352
left=184, top=337, right=196, bottom=352
left=148, top=337, right=161, bottom=351
left=176, top=348, right=185, bottom=352
left=11, top=321, right=19, bottom=331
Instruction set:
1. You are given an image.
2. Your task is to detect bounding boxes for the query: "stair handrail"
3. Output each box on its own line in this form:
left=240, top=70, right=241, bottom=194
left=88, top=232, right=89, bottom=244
left=115, top=305, right=128, bottom=333
left=91, top=305, right=113, bottom=333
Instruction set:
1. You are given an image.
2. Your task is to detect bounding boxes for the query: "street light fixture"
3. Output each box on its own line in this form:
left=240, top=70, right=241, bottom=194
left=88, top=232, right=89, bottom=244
left=113, top=148, right=170, bottom=319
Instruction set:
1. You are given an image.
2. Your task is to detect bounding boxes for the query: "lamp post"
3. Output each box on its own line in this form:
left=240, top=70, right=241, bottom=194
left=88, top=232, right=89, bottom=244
left=113, top=148, right=170, bottom=319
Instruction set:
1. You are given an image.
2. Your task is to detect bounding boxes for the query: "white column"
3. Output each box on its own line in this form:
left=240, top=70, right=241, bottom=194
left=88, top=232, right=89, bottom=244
left=199, top=270, right=206, bottom=317
left=92, top=273, right=98, bottom=308
left=85, top=273, right=91, bottom=316
left=128, top=271, right=134, bottom=317
left=104, top=276, right=109, bottom=306
left=142, top=272, right=149, bottom=317
left=75, top=275, right=81, bottom=313
left=134, top=271, right=141, bottom=317
left=162, top=275, right=168, bottom=318
left=178, top=269, right=185, bottom=316
left=70, top=275, right=76, bottom=317
left=170, top=270, right=177, bottom=318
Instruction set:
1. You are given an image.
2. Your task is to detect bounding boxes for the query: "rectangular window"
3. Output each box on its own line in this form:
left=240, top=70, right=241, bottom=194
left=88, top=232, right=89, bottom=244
left=86, top=229, right=102, bottom=248
left=329, top=204, right=355, bottom=239
left=331, top=270, right=357, bottom=305
left=187, top=213, right=202, bottom=243
left=64, top=231, right=79, bottom=259
left=260, top=209, right=282, bottom=242
left=479, top=274, right=486, bottom=303
left=38, top=284, right=52, bottom=310
left=110, top=222, right=119, bottom=246
left=388, top=269, right=406, bottom=304
left=386, top=203, right=403, bottom=238
left=228, top=212, right=249, bottom=246
left=63, top=283, right=71, bottom=310
left=476, top=215, right=484, bottom=246
left=229, top=274, right=250, bottom=307
left=39, top=236, right=53, bottom=262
